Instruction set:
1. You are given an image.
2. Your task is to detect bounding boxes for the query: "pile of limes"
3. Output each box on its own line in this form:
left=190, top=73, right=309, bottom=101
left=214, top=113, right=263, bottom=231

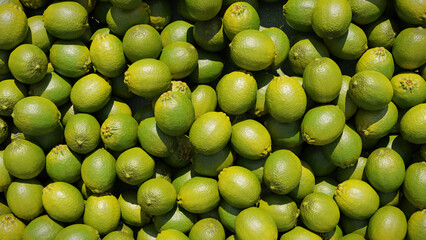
left=0, top=0, right=425, bottom=239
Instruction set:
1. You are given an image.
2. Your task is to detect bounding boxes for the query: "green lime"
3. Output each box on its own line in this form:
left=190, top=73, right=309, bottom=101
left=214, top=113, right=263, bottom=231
left=137, top=117, right=177, bottom=157
left=137, top=178, right=177, bottom=216
left=0, top=213, right=26, bottom=240
left=42, top=182, right=85, bottom=223
left=217, top=200, right=242, bottom=233
left=64, top=113, right=100, bottom=154
left=184, top=0, right=222, bottom=21
left=282, top=0, right=319, bottom=32
left=116, top=147, right=155, bottom=185
left=160, top=20, right=195, bottom=47
left=300, top=192, right=340, bottom=233
left=222, top=2, right=260, bottom=40
left=0, top=79, right=27, bottom=117
left=400, top=103, right=426, bottom=144
left=106, top=2, right=150, bottom=36
left=137, top=223, right=157, bottom=240
left=367, top=206, right=407, bottom=240
left=392, top=27, right=426, bottom=70
left=118, top=191, right=151, bottom=227
left=280, top=226, right=322, bottom=240
left=189, top=218, right=225, bottom=240
left=288, top=38, right=329, bottom=75
left=101, top=114, right=138, bottom=152
left=90, top=33, right=126, bottom=78
left=157, top=229, right=189, bottom=240
left=395, top=0, right=426, bottom=26
left=84, top=194, right=121, bottom=236
left=24, top=15, right=54, bottom=53
left=188, top=50, right=224, bottom=84
left=356, top=47, right=394, bottom=79
left=391, top=73, right=426, bottom=109
left=403, top=161, right=426, bottom=209
left=22, top=215, right=63, bottom=240
left=289, top=161, right=316, bottom=202
left=311, top=0, right=352, bottom=39
left=193, top=16, right=227, bottom=52
left=364, top=17, right=399, bottom=50
left=261, top=27, right=290, bottom=70
left=153, top=205, right=197, bottom=233
left=257, top=193, right=299, bottom=232
left=191, top=85, right=217, bottom=118
left=146, top=0, right=172, bottom=31
left=8, top=44, right=48, bottom=84
left=49, top=40, right=92, bottom=78
left=53, top=224, right=100, bottom=240
left=0, top=3, right=28, bottom=50
left=81, top=148, right=116, bottom=194
left=160, top=41, right=198, bottom=80
left=46, top=144, right=82, bottom=183
left=177, top=176, right=220, bottom=214
left=29, top=72, right=72, bottom=107
left=6, top=179, right=44, bottom=221
left=95, top=97, right=132, bottom=123
left=123, top=24, right=162, bottom=63
left=378, top=189, right=400, bottom=207
left=348, top=0, right=387, bottom=25
left=191, top=146, right=234, bottom=177
left=234, top=207, right=278, bottom=240
left=407, top=210, right=426, bottom=240
left=324, top=23, right=368, bottom=60
left=313, top=177, right=338, bottom=198
left=70, top=73, right=111, bottom=113
left=0, top=151, right=12, bottom=192
left=110, top=0, right=140, bottom=10
left=302, top=145, right=336, bottom=177
left=336, top=157, right=368, bottom=182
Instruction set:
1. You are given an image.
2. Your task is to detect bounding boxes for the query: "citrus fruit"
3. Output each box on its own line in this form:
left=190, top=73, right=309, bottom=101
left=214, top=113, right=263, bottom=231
left=49, top=40, right=92, bottom=78
left=392, top=27, right=426, bottom=70
left=137, top=223, right=158, bottom=240
left=3, top=139, right=45, bottom=179
left=53, top=224, right=100, bottom=240
left=191, top=146, right=234, bottom=177
left=191, top=85, right=217, bottom=118
left=154, top=91, right=195, bottom=136
left=364, top=17, right=399, bottom=50
left=303, top=57, right=342, bottom=103
left=336, top=157, right=368, bottom=182
left=234, top=207, right=278, bottom=240
left=356, top=47, right=394, bottom=79
left=223, top=2, right=260, bottom=40
left=340, top=214, right=368, bottom=237
left=90, top=33, right=126, bottom=78
left=188, top=50, right=224, bottom=84
left=106, top=2, right=150, bottom=36
left=81, top=148, right=116, bottom=194
left=367, top=206, right=407, bottom=240
left=184, top=0, right=222, bottom=21
left=101, top=113, right=138, bottom=151
left=391, top=73, right=426, bottom=109
left=22, top=215, right=63, bottom=240
left=282, top=0, right=319, bottom=32
left=157, top=229, right=189, bottom=240
left=46, top=144, right=81, bottom=184
left=123, top=24, right=162, bottom=63
left=160, top=20, right=195, bottom=47
left=264, top=116, right=303, bottom=148
left=84, top=193, right=121, bottom=236
left=0, top=213, right=26, bottom=240
left=28, top=72, right=72, bottom=107
left=43, top=1, right=89, bottom=40
left=335, top=179, right=380, bottom=219
left=302, top=145, right=337, bottom=176
left=311, top=0, right=352, bottom=39
left=42, top=182, right=85, bottom=223
left=64, top=113, right=100, bottom=154
left=313, top=177, right=338, bottom=198
left=116, top=147, right=155, bottom=186
left=160, top=41, right=198, bottom=79
left=146, top=0, right=172, bottom=30
left=355, top=101, right=398, bottom=139
left=394, top=0, right=426, bottom=26
left=0, top=50, right=9, bottom=75
left=322, top=125, right=362, bottom=168
left=153, top=205, right=197, bottom=233
left=0, top=79, right=27, bottom=117
left=124, top=58, right=172, bottom=99
left=257, top=193, right=299, bottom=232
left=400, top=103, right=426, bottom=144
left=288, top=38, right=329, bottom=75
left=217, top=200, right=242, bottom=233
left=118, top=190, right=151, bottom=227
left=407, top=210, right=426, bottom=240
left=230, top=119, right=271, bottom=160
left=261, top=27, right=290, bottom=70
left=403, top=161, right=426, bottom=209
left=218, top=166, right=261, bottom=208
left=0, top=3, right=28, bottom=50
left=348, top=70, right=393, bottom=111
left=193, top=16, right=227, bottom=52
left=95, top=97, right=132, bottom=123
left=324, top=23, right=368, bottom=60
left=280, top=226, right=322, bottom=240
left=288, top=161, right=315, bottom=201
left=70, top=73, right=111, bottom=113
left=137, top=178, right=177, bottom=216
left=301, top=192, right=340, bottom=233
left=348, top=0, right=387, bottom=25
left=6, top=179, right=44, bottom=221
left=8, top=44, right=48, bottom=84
left=188, top=218, right=225, bottom=240
left=0, top=151, right=12, bottom=192
left=172, top=167, right=198, bottom=193
left=178, top=176, right=220, bottom=214
left=137, top=117, right=177, bottom=157
left=189, top=111, right=231, bottom=155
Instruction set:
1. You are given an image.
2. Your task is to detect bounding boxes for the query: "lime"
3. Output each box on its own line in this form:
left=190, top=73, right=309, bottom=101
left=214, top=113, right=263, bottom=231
left=367, top=206, right=407, bottom=240
left=123, top=24, right=162, bottom=63
left=234, top=207, right=278, bottom=240
left=178, top=177, right=220, bottom=214
left=137, top=178, right=177, bottom=216
left=116, top=147, right=155, bottom=185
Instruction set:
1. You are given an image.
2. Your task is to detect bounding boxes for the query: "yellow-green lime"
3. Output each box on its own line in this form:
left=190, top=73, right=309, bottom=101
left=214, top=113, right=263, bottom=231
left=341, top=233, right=366, bottom=240
left=46, top=144, right=81, bottom=184
left=217, top=200, right=242, bottom=233
left=184, top=0, right=221, bottom=21
left=189, top=111, right=231, bottom=155
left=106, top=2, right=150, bottom=36
left=324, top=23, right=368, bottom=60
left=334, top=179, right=380, bottom=220
left=311, top=0, right=352, bottom=39
left=70, top=73, right=111, bottom=113
left=266, top=75, right=307, bottom=123
left=280, top=226, right=322, bottom=240
left=84, top=194, right=121, bottom=236
left=0, top=3, right=28, bottom=50
left=103, top=231, right=134, bottom=240
left=348, top=70, right=393, bottom=111
left=356, top=47, right=394, bottom=79
left=261, top=27, right=290, bottom=70
left=137, top=178, right=177, bottom=216
left=288, top=38, right=329, bottom=75
left=257, top=193, right=299, bottom=232
left=302, top=145, right=336, bottom=176
left=188, top=50, right=224, bottom=84
left=222, top=2, right=260, bottom=40
left=153, top=205, right=197, bottom=233
left=0, top=151, right=12, bottom=192
left=172, top=166, right=198, bottom=193
left=3, top=139, right=45, bottom=179
left=0, top=213, right=26, bottom=240
left=300, top=192, right=340, bottom=233
left=340, top=214, right=368, bottom=237
left=137, top=117, right=176, bottom=157
left=64, top=113, right=100, bottom=154
left=400, top=103, right=426, bottom=144
left=355, top=101, right=398, bottom=139
left=116, top=147, right=155, bottom=185
left=54, top=224, right=100, bottom=240
left=160, top=20, right=195, bottom=47
left=28, top=72, right=72, bottom=107
left=177, top=176, right=220, bottom=214
left=264, top=117, right=303, bottom=149
left=157, top=229, right=189, bottom=240
left=22, top=215, right=63, bottom=240
left=162, top=134, right=191, bottom=167
left=42, top=182, right=85, bottom=223
left=367, top=206, right=407, bottom=240
left=0, top=118, right=7, bottom=145
left=234, top=207, right=278, bottom=240
left=322, top=125, right=362, bottom=168
left=250, top=72, right=273, bottom=117
left=218, top=166, right=261, bottom=208
left=301, top=105, right=346, bottom=146
left=230, top=119, right=271, bottom=160
left=403, top=161, right=426, bottom=209
left=123, top=24, right=162, bottom=63
left=8, top=44, right=48, bottom=84
left=43, top=1, right=89, bottom=40
left=191, top=85, right=217, bottom=118
left=216, top=71, right=257, bottom=116
left=407, top=210, right=426, bottom=240
left=100, top=114, right=138, bottom=151
left=282, top=0, right=319, bottom=32
left=145, top=0, right=171, bottom=31
left=0, top=79, right=27, bottom=117
left=6, top=179, right=44, bottom=221
left=336, top=157, right=368, bottom=182
left=348, top=0, right=387, bottom=25
left=95, top=97, right=132, bottom=123
left=110, top=0, right=140, bottom=10
left=364, top=17, right=399, bottom=50
left=137, top=223, right=157, bottom=240
left=188, top=218, right=225, bottom=240
left=90, top=33, right=126, bottom=78
left=378, top=189, right=400, bottom=207
left=160, top=41, right=198, bottom=80
left=110, top=75, right=134, bottom=99
left=391, top=73, right=426, bottom=109
left=289, top=161, right=316, bottom=202
left=392, top=27, right=426, bottom=70
left=81, top=148, right=116, bottom=194
left=49, top=40, right=92, bottom=78
left=394, top=0, right=426, bottom=26
left=191, top=146, right=234, bottom=177
left=193, top=16, right=227, bottom=52
left=0, top=50, right=9, bottom=75
left=303, top=57, right=342, bottom=103
left=124, top=58, right=172, bottom=99
left=313, top=177, right=338, bottom=198
left=118, top=191, right=151, bottom=227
